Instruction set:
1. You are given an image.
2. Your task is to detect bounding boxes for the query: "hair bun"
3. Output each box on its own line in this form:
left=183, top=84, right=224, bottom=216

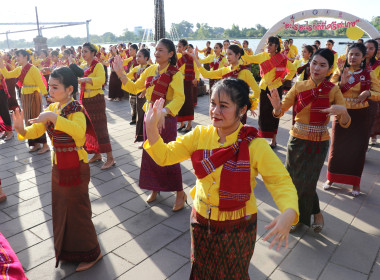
left=69, top=64, right=84, bottom=78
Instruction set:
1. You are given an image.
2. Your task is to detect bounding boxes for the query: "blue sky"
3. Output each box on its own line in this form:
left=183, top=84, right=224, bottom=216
left=1, top=0, right=378, bottom=41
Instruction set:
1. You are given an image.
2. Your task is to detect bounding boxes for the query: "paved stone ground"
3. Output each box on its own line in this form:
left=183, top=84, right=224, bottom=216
left=0, top=87, right=380, bottom=280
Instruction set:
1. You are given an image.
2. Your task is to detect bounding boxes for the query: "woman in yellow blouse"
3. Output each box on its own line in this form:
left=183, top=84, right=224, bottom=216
left=269, top=48, right=350, bottom=233
left=126, top=48, right=151, bottom=146
left=144, top=78, right=298, bottom=279
left=12, top=66, right=102, bottom=271
left=2, top=52, right=19, bottom=111
left=323, top=43, right=380, bottom=196
left=0, top=49, right=50, bottom=154
left=243, top=36, right=296, bottom=147
left=292, top=45, right=314, bottom=82
left=365, top=40, right=380, bottom=145
left=197, top=42, right=227, bottom=93
left=198, top=41, right=213, bottom=72
left=192, top=44, right=261, bottom=124
left=113, top=38, right=186, bottom=211
left=79, top=43, right=115, bottom=170
left=222, top=39, right=230, bottom=55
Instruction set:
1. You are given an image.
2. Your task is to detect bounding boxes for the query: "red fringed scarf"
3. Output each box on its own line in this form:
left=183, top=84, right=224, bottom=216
left=46, top=100, right=99, bottom=186
left=191, top=126, right=259, bottom=219
left=123, top=56, right=137, bottom=72
left=222, top=65, right=248, bottom=79
left=205, top=47, right=212, bottom=56
left=369, top=59, right=380, bottom=71
left=340, top=69, right=371, bottom=94
left=134, top=64, right=150, bottom=81
left=41, top=58, right=51, bottom=67
left=259, top=52, right=288, bottom=81
left=0, top=79, right=9, bottom=98
left=80, top=58, right=100, bottom=102
left=210, top=55, right=224, bottom=71
left=145, top=65, right=179, bottom=103
left=297, top=61, right=311, bottom=81
left=16, top=63, right=32, bottom=87
left=5, top=60, right=13, bottom=71
left=294, top=79, right=334, bottom=124
left=177, top=53, right=195, bottom=81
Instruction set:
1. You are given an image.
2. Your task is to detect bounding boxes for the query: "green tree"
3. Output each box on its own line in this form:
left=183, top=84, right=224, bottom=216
left=173, top=20, right=194, bottom=37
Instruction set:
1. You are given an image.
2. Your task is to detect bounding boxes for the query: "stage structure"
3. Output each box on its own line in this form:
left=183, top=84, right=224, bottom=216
left=0, top=7, right=91, bottom=50
left=256, top=9, right=380, bottom=53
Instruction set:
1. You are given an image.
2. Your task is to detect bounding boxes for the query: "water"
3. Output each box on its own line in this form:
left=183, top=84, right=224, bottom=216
left=67, top=37, right=352, bottom=63
left=186, top=38, right=352, bottom=56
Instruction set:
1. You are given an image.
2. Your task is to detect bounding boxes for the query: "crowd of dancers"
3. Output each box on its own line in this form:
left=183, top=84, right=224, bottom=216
left=0, top=35, right=379, bottom=279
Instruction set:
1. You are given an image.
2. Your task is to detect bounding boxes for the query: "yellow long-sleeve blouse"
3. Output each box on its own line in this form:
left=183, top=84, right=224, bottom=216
left=198, top=65, right=261, bottom=100
left=275, top=80, right=350, bottom=141
left=18, top=99, right=88, bottom=164
left=121, top=64, right=185, bottom=116
left=289, top=44, right=298, bottom=56
left=371, top=63, right=380, bottom=81
left=330, top=67, right=380, bottom=109
left=198, top=54, right=227, bottom=70
left=243, top=52, right=297, bottom=90
left=144, top=123, right=299, bottom=223
left=81, top=62, right=106, bottom=98
left=1, top=65, right=47, bottom=95
left=177, top=53, right=200, bottom=81
left=293, top=58, right=309, bottom=81
left=126, top=64, right=150, bottom=94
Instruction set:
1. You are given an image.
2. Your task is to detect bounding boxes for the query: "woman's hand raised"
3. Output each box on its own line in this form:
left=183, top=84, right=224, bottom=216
left=267, top=88, right=282, bottom=115
left=12, top=108, right=26, bottom=136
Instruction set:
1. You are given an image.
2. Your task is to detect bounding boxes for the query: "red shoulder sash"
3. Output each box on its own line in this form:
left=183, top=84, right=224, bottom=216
left=145, top=65, right=179, bottom=103
left=16, top=63, right=32, bottom=87
left=340, top=69, right=371, bottom=94
left=259, top=52, right=288, bottom=81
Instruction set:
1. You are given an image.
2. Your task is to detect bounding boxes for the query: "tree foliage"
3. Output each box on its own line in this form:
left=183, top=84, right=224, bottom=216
left=1, top=17, right=379, bottom=49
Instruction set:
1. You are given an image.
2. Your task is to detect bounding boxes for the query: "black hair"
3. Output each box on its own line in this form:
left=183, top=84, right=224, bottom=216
left=267, top=36, right=281, bottom=53
left=312, top=48, right=335, bottom=69
left=228, top=44, right=245, bottom=58
left=63, top=49, right=71, bottom=56
left=365, top=39, right=379, bottom=66
left=357, top=39, right=364, bottom=43
left=50, top=65, right=84, bottom=96
left=206, top=41, right=211, bottom=45
left=40, top=49, right=48, bottom=57
left=157, top=38, right=177, bottom=66
left=61, top=45, right=66, bottom=48
left=82, top=42, right=97, bottom=55
left=312, top=45, right=318, bottom=52
left=188, top=44, right=194, bottom=49
left=178, top=39, right=188, bottom=47
left=215, top=43, right=223, bottom=49
left=314, top=40, right=321, bottom=45
left=15, top=50, right=30, bottom=61
left=138, top=48, right=150, bottom=60
left=4, top=53, right=12, bottom=60
left=288, top=38, right=293, bottom=42
left=51, top=50, right=59, bottom=57
left=223, top=39, right=230, bottom=44
left=345, top=43, right=367, bottom=69
left=130, top=44, right=139, bottom=51
left=243, top=40, right=249, bottom=46
left=212, top=78, right=251, bottom=117
left=303, top=45, right=314, bottom=55
left=327, top=39, right=335, bottom=45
